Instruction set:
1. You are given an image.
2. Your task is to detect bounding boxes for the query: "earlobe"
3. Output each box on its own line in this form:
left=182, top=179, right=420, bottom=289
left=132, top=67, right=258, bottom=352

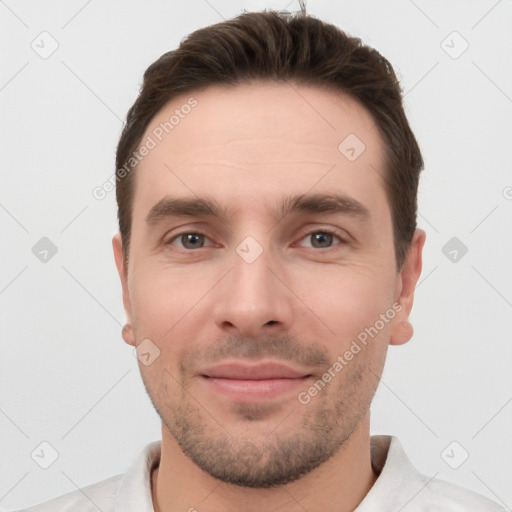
left=390, top=320, right=414, bottom=346
left=122, top=323, right=136, bottom=347
left=389, top=229, right=426, bottom=346
left=112, top=233, right=135, bottom=346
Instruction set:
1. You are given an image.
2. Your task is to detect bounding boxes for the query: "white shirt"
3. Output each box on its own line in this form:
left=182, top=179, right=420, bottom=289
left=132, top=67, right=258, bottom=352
left=15, top=436, right=505, bottom=511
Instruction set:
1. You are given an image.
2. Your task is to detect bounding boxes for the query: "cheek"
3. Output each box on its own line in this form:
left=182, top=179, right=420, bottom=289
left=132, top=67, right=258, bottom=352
left=129, top=270, right=205, bottom=387
left=129, top=266, right=204, bottom=338
left=291, top=264, right=396, bottom=339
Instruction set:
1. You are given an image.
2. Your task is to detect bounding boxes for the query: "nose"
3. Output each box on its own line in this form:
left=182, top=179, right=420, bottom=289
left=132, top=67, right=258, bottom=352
left=212, top=242, right=294, bottom=338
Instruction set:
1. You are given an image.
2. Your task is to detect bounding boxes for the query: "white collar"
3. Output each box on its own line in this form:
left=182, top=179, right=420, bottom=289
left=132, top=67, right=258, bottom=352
left=110, top=435, right=503, bottom=511
left=111, top=435, right=416, bottom=511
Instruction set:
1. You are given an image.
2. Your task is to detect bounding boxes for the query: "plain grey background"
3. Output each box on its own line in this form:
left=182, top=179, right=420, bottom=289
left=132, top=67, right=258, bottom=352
left=1, top=0, right=511, bottom=510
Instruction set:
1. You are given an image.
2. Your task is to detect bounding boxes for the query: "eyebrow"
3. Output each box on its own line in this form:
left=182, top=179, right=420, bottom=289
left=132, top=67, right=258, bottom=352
left=145, top=193, right=370, bottom=225
left=277, top=193, right=369, bottom=220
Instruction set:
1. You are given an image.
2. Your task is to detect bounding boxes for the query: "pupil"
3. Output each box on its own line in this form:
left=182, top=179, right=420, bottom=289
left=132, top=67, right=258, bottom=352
left=312, top=232, right=332, bottom=248
left=183, top=233, right=203, bottom=248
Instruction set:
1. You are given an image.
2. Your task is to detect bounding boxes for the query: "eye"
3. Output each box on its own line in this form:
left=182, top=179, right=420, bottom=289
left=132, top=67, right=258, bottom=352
left=165, top=229, right=346, bottom=251
left=297, top=230, right=344, bottom=249
left=167, top=232, right=212, bottom=250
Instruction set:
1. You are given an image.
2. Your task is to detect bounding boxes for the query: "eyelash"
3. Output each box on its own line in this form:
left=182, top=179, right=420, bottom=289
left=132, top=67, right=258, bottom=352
left=164, top=228, right=347, bottom=251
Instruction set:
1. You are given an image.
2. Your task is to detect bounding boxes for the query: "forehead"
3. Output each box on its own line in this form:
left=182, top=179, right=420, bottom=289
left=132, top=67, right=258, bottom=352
left=132, top=82, right=388, bottom=220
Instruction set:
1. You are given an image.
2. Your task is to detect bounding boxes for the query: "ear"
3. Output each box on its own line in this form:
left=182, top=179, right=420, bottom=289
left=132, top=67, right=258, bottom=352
left=112, top=233, right=136, bottom=347
left=389, top=229, right=426, bottom=346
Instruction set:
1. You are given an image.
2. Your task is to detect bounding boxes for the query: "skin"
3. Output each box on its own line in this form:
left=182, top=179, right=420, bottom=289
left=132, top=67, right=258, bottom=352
left=113, top=82, right=425, bottom=512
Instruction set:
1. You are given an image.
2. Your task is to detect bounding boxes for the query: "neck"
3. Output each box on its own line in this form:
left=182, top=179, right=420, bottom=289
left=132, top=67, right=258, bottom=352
left=152, top=413, right=377, bottom=512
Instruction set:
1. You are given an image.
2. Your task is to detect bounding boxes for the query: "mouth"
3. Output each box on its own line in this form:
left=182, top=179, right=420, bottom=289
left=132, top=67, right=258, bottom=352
left=198, top=361, right=314, bottom=401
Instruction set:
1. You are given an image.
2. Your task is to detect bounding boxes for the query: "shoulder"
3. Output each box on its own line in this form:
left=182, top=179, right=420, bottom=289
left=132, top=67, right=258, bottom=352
left=416, top=476, right=507, bottom=511
left=410, top=474, right=508, bottom=511
left=365, top=436, right=506, bottom=512
left=9, top=440, right=160, bottom=512
left=11, top=474, right=123, bottom=512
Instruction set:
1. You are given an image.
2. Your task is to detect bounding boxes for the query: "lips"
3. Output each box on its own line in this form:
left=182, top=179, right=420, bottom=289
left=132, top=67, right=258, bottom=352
left=198, top=361, right=313, bottom=401
left=199, top=361, right=311, bottom=380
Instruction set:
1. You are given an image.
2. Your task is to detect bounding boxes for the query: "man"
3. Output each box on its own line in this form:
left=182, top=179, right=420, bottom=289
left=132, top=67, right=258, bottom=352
left=19, top=9, right=505, bottom=512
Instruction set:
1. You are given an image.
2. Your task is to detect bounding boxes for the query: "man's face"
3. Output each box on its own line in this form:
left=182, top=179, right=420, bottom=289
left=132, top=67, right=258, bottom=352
left=113, top=82, right=423, bottom=487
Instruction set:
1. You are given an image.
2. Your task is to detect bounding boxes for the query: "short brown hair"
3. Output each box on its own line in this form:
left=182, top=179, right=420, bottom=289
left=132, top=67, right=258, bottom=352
left=115, top=10, right=423, bottom=270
